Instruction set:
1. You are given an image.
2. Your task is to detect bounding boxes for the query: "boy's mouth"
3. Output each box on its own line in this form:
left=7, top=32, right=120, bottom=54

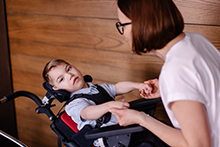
left=73, top=77, right=78, bottom=85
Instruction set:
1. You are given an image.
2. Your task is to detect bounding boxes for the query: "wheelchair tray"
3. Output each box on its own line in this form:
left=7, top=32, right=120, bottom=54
left=85, top=124, right=145, bottom=139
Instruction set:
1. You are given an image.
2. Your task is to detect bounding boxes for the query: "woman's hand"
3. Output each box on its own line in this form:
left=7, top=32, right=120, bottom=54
left=109, top=107, right=146, bottom=126
left=142, top=78, right=161, bottom=99
left=81, top=100, right=129, bottom=120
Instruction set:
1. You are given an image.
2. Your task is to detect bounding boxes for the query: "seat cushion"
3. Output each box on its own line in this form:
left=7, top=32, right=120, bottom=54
left=61, top=111, right=79, bottom=133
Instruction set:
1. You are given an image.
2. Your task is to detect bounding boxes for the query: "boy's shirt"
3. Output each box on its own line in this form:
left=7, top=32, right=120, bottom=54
left=65, top=82, right=118, bottom=130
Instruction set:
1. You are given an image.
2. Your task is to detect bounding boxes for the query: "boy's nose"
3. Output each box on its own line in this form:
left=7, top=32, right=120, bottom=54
left=68, top=73, right=74, bottom=79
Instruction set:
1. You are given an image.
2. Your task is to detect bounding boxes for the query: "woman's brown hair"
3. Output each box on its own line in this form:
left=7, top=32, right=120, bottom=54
left=117, top=0, right=184, bottom=54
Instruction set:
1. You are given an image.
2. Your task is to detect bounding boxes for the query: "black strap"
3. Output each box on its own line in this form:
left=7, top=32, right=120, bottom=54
left=58, top=136, right=62, bottom=147
left=56, top=93, right=84, bottom=117
left=66, top=85, right=114, bottom=105
left=64, top=85, right=114, bottom=128
left=95, top=112, right=111, bottom=128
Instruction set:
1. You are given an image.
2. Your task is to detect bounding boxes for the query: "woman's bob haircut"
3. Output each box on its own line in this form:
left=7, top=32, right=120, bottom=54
left=117, top=0, right=184, bottom=54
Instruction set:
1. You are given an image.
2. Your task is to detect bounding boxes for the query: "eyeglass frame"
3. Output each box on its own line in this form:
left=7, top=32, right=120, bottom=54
left=116, top=22, right=132, bottom=35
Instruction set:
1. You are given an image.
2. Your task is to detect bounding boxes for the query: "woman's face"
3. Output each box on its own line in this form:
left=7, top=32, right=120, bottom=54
left=117, top=7, right=132, bottom=47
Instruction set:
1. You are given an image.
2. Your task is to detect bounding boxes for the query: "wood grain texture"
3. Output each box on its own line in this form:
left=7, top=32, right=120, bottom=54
left=5, top=0, right=118, bottom=19
left=16, top=116, right=57, bottom=147
left=7, top=14, right=220, bottom=51
left=5, top=0, right=220, bottom=146
left=5, top=0, right=220, bottom=25
left=174, top=0, right=220, bottom=25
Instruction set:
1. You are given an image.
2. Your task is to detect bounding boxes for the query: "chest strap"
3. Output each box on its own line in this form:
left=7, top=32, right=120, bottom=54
left=66, top=85, right=114, bottom=128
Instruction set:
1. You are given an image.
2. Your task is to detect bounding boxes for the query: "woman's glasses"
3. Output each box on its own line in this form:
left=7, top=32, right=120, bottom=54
left=116, top=22, right=131, bottom=35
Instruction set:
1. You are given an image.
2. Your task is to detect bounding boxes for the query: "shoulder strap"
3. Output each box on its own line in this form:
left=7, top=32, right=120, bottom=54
left=64, top=85, right=114, bottom=128
left=66, top=84, right=114, bottom=105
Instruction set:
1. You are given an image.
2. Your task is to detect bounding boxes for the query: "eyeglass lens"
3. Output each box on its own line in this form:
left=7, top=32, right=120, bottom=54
left=116, top=22, right=131, bottom=35
left=118, top=26, right=124, bottom=34
left=116, top=22, right=124, bottom=34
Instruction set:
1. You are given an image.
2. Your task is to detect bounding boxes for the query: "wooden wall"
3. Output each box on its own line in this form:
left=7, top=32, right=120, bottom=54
left=5, top=0, right=220, bottom=146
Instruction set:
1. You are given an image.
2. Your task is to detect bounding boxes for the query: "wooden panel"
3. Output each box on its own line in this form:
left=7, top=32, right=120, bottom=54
left=5, top=0, right=118, bottom=19
left=174, top=0, right=220, bottom=25
left=16, top=116, right=57, bottom=147
left=7, top=14, right=126, bottom=52
left=7, top=14, right=220, bottom=52
left=10, top=45, right=162, bottom=83
left=5, top=0, right=220, bottom=25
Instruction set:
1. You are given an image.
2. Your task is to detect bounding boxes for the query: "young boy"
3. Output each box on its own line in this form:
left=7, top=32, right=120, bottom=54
left=43, top=59, right=152, bottom=146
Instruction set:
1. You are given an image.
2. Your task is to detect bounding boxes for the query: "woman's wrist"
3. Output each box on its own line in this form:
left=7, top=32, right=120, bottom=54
left=138, top=112, right=151, bottom=127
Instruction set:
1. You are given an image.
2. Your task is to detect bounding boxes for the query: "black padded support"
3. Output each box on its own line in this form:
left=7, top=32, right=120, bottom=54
left=85, top=98, right=161, bottom=140
left=129, top=98, right=161, bottom=110
left=85, top=124, right=145, bottom=139
left=50, top=114, right=76, bottom=140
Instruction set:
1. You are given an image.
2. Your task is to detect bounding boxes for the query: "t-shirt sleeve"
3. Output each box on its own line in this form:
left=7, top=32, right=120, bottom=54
left=65, top=98, right=97, bottom=130
left=160, top=60, right=206, bottom=109
left=99, top=83, right=116, bottom=98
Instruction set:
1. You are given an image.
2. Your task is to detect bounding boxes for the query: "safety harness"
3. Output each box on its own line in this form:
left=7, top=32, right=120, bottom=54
left=64, top=84, right=114, bottom=128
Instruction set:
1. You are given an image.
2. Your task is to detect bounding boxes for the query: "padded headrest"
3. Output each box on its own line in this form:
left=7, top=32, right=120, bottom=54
left=83, top=75, right=93, bottom=83
left=43, top=82, right=70, bottom=103
left=43, top=75, right=93, bottom=103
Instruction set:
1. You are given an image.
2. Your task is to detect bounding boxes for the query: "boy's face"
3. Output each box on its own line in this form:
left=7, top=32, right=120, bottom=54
left=48, top=63, right=86, bottom=92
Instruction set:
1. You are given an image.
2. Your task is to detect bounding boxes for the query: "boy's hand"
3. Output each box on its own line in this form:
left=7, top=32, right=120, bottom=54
left=107, top=100, right=130, bottom=111
left=139, top=83, right=153, bottom=98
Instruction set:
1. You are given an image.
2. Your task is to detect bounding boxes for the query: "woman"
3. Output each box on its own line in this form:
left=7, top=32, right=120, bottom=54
left=110, top=0, right=220, bottom=146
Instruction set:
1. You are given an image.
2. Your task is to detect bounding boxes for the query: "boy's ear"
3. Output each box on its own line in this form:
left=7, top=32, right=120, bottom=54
left=52, top=86, right=59, bottom=90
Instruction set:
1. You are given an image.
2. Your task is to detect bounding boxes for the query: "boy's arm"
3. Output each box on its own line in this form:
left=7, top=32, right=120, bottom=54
left=115, top=81, right=152, bottom=95
left=80, top=100, right=129, bottom=120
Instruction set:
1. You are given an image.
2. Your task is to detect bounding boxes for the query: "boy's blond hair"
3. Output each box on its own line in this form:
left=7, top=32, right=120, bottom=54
left=43, top=59, right=70, bottom=85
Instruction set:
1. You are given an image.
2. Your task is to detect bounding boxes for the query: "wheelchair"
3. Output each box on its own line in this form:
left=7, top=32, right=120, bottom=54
left=1, top=77, right=168, bottom=147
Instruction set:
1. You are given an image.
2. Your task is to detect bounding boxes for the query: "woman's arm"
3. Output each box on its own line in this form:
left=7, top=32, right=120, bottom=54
left=80, top=100, right=129, bottom=120
left=167, top=100, right=212, bottom=147
left=110, top=100, right=212, bottom=147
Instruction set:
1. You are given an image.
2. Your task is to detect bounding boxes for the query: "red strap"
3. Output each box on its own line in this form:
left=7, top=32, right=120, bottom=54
left=61, top=112, right=79, bottom=133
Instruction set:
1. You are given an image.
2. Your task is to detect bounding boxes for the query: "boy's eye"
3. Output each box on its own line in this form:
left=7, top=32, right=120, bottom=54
left=67, top=66, right=71, bottom=72
left=59, top=78, right=64, bottom=83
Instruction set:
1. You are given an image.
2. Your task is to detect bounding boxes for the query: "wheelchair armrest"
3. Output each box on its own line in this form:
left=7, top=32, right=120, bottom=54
left=85, top=98, right=161, bottom=140
left=129, top=97, right=161, bottom=110
left=85, top=124, right=145, bottom=139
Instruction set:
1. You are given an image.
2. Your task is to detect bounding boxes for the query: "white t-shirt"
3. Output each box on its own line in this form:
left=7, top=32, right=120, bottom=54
left=159, top=32, right=220, bottom=146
